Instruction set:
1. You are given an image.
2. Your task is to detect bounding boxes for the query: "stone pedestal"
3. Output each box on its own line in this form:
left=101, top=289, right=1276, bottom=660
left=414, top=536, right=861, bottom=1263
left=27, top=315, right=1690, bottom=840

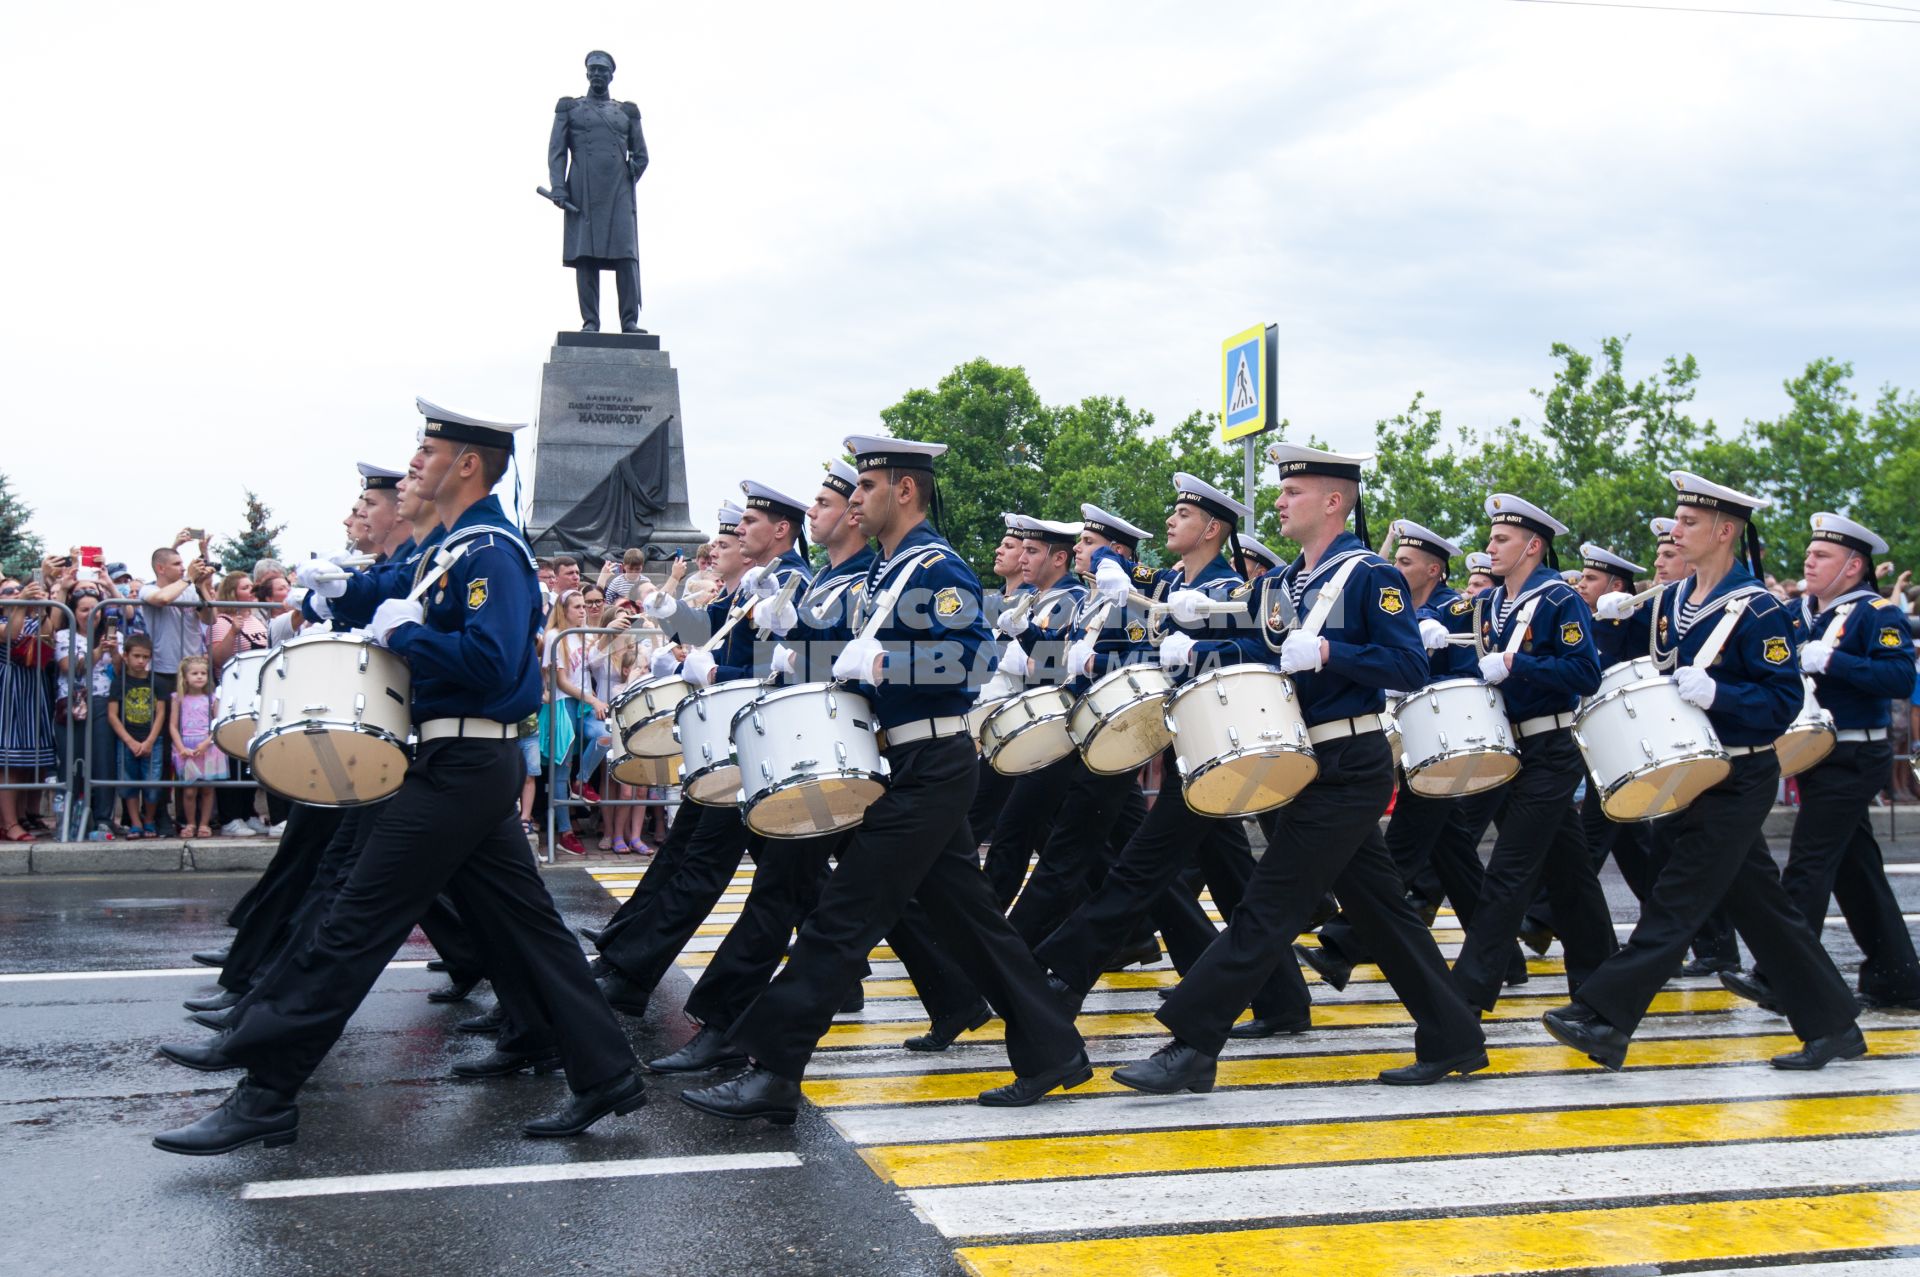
left=527, top=332, right=704, bottom=566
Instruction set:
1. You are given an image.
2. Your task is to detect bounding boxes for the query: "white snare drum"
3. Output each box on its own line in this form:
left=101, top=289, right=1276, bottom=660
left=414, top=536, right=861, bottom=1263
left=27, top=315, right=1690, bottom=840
left=607, top=726, right=681, bottom=787
left=1385, top=704, right=1403, bottom=772
left=1775, top=676, right=1836, bottom=779
left=980, top=685, right=1077, bottom=776
left=1069, top=664, right=1176, bottom=775
left=733, top=682, right=888, bottom=839
left=967, top=692, right=1012, bottom=752
left=609, top=674, right=694, bottom=758
left=250, top=633, right=412, bottom=807
left=1575, top=658, right=1729, bottom=821
left=1395, top=678, right=1520, bottom=798
left=1164, top=664, right=1316, bottom=816
left=212, top=649, right=272, bottom=757
left=674, top=678, right=763, bottom=806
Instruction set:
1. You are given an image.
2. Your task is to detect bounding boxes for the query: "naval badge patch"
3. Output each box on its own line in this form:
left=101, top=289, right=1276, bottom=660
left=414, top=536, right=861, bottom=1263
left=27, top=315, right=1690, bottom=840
left=1126, top=619, right=1147, bottom=642
left=1131, top=563, right=1157, bottom=586
left=1378, top=587, right=1404, bottom=615
left=933, top=586, right=963, bottom=619
left=1449, top=596, right=1472, bottom=616
left=1763, top=635, right=1791, bottom=665
left=466, top=578, right=488, bottom=611
left=1560, top=621, right=1583, bottom=647
left=1881, top=626, right=1904, bottom=649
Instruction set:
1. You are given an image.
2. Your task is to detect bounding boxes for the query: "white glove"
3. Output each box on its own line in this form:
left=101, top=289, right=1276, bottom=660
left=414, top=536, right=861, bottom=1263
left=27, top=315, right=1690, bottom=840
left=1093, top=558, right=1131, bottom=604
left=1595, top=591, right=1636, bottom=621
left=1674, top=665, right=1717, bottom=709
left=649, top=647, right=679, bottom=678
left=1167, top=589, right=1210, bottom=625
left=1799, top=640, right=1832, bottom=675
left=978, top=673, right=1018, bottom=702
left=1418, top=618, right=1450, bottom=652
left=1280, top=631, right=1324, bottom=675
left=1159, top=632, right=1196, bottom=669
left=369, top=598, right=423, bottom=647
left=998, top=642, right=1031, bottom=679
left=304, top=589, right=332, bottom=621
left=327, top=551, right=357, bottom=567
left=1479, top=651, right=1511, bottom=685
left=1068, top=636, right=1098, bottom=678
left=994, top=606, right=1030, bottom=638
left=832, top=635, right=886, bottom=683
left=738, top=565, right=768, bottom=596
left=770, top=643, right=798, bottom=677
left=296, top=559, right=349, bottom=599
left=763, top=599, right=798, bottom=636
left=643, top=590, right=677, bottom=620
left=682, top=648, right=717, bottom=686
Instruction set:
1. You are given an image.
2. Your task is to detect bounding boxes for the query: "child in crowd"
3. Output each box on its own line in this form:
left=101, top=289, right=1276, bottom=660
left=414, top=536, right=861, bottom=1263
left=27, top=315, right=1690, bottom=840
left=602, top=642, right=654, bottom=856
left=168, top=654, right=224, bottom=837
left=107, top=633, right=165, bottom=837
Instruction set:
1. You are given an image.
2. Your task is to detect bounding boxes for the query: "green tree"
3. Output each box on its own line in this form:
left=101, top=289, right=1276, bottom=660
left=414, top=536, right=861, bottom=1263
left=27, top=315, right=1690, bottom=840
left=214, top=490, right=286, bottom=572
left=0, top=472, right=45, bottom=578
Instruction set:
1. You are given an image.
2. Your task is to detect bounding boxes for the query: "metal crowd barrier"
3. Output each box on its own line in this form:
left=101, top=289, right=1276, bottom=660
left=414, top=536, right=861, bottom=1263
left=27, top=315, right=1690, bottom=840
left=0, top=599, right=79, bottom=841
left=542, top=621, right=673, bottom=865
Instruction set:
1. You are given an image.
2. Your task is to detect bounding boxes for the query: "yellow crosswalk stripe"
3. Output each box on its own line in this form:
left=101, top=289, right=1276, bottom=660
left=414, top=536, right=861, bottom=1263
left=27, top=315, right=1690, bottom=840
left=802, top=1028, right=1920, bottom=1108
left=954, top=1187, right=1920, bottom=1277
left=863, top=1092, right=1920, bottom=1188
left=859, top=957, right=1568, bottom=999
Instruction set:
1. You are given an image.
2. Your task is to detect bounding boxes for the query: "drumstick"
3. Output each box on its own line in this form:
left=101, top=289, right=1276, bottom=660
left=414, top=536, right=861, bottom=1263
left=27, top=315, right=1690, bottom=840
left=1150, top=599, right=1249, bottom=618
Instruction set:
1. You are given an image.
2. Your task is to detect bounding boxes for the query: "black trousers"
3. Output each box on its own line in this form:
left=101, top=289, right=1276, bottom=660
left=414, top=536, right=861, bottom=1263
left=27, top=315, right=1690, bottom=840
left=1451, top=728, right=1617, bottom=1011
left=1778, top=741, right=1920, bottom=1000
left=600, top=805, right=752, bottom=992
left=1036, top=748, right=1303, bottom=1024
left=575, top=258, right=640, bottom=330
left=982, top=757, right=1076, bottom=910
left=730, top=736, right=1083, bottom=1080
left=1159, top=734, right=1484, bottom=1060
left=217, top=805, right=344, bottom=992
left=970, top=759, right=1015, bottom=851
left=684, top=832, right=841, bottom=1032
left=1007, top=762, right=1136, bottom=948
left=1577, top=753, right=1858, bottom=1040
left=1646, top=817, right=1741, bottom=966
left=601, top=798, right=707, bottom=929
left=222, top=738, right=634, bottom=1095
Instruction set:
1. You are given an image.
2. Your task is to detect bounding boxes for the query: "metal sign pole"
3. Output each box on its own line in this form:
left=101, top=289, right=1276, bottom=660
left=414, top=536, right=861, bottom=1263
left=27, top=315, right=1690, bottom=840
left=1242, top=436, right=1257, bottom=518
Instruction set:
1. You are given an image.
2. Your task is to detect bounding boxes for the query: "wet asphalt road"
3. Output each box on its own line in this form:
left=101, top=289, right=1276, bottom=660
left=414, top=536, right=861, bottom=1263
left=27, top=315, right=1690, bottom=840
left=0, top=869, right=964, bottom=1277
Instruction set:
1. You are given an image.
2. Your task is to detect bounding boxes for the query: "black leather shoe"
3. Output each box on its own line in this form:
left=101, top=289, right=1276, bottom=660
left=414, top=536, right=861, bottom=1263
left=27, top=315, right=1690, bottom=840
left=183, top=988, right=243, bottom=1013
left=523, top=1069, right=648, bottom=1137
left=152, top=1081, right=297, bottom=1156
left=1306, top=893, right=1338, bottom=930
left=839, top=983, right=866, bottom=1014
left=190, top=948, right=230, bottom=969
left=189, top=1009, right=234, bottom=1032
left=598, top=970, right=653, bottom=1016
left=159, top=1034, right=242, bottom=1072
left=426, top=975, right=482, bottom=1004
left=1504, top=966, right=1531, bottom=988
left=1105, top=938, right=1162, bottom=971
left=1719, top=969, right=1782, bottom=1013
left=680, top=1067, right=801, bottom=1126
left=1228, top=1015, right=1311, bottom=1039
left=1113, top=1040, right=1217, bottom=1095
left=1858, top=989, right=1920, bottom=1011
left=457, top=1006, right=506, bottom=1034
left=1679, top=956, right=1740, bottom=978
left=648, top=1025, right=748, bottom=1074
left=1155, top=985, right=1175, bottom=1001
left=904, top=1001, right=992, bottom=1052
left=1542, top=1004, right=1629, bottom=1070
left=1771, top=1023, right=1868, bottom=1070
left=426, top=958, right=449, bottom=973
left=453, top=1047, right=563, bottom=1078
left=578, top=926, right=604, bottom=945
left=1378, top=1049, right=1491, bottom=1085
left=979, top=1050, right=1094, bottom=1106
left=1294, top=941, right=1351, bottom=992
left=1517, top=922, right=1555, bottom=957
left=1406, top=895, right=1440, bottom=929
left=1044, top=974, right=1084, bottom=1020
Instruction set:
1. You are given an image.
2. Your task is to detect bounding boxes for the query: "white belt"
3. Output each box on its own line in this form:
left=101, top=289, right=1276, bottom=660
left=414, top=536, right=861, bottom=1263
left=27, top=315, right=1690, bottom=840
left=1835, top=728, right=1889, bottom=743
left=881, top=715, right=971, bottom=747
left=1724, top=742, right=1776, bottom=758
left=1515, top=711, right=1577, bottom=738
left=418, top=717, right=516, bottom=742
left=1306, top=713, right=1388, bottom=746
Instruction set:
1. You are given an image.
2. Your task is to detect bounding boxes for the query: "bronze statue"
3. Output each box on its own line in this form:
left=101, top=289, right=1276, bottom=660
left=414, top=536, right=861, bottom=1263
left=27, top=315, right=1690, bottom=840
left=544, top=51, right=649, bottom=333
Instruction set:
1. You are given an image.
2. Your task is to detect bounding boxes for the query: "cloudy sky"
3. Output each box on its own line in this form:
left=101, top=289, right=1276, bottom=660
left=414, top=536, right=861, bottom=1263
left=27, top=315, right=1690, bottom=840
left=2, top=0, right=1915, bottom=565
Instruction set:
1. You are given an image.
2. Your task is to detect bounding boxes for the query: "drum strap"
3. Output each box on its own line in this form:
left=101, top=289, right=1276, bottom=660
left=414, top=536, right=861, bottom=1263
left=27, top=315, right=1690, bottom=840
left=1473, top=589, right=1547, bottom=659
left=1688, top=592, right=1757, bottom=670
left=855, top=546, right=949, bottom=641
left=1296, top=555, right=1368, bottom=640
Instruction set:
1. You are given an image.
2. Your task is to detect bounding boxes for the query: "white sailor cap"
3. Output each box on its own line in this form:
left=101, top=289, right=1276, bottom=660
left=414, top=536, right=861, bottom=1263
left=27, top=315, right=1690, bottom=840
left=1810, top=512, right=1886, bottom=557
left=739, top=480, right=810, bottom=524
left=1670, top=470, right=1768, bottom=520
left=1000, top=512, right=1026, bottom=534
left=415, top=397, right=529, bottom=453
left=1080, top=503, right=1151, bottom=549
left=1266, top=441, right=1373, bottom=482
left=1465, top=551, right=1494, bottom=574
left=1238, top=535, right=1283, bottom=570
left=1173, top=472, right=1253, bottom=525
left=1579, top=542, right=1646, bottom=579
left=716, top=502, right=745, bottom=536
left=1650, top=517, right=1677, bottom=545
left=1014, top=516, right=1081, bottom=547
left=356, top=461, right=404, bottom=491
left=1561, top=569, right=1583, bottom=585
left=844, top=434, right=946, bottom=473
left=1393, top=519, right=1459, bottom=563
left=821, top=458, right=859, bottom=498
left=1485, top=493, right=1568, bottom=539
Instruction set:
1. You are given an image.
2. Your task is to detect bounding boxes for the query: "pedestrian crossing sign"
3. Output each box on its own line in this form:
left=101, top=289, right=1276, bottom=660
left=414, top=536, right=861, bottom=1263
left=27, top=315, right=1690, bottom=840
left=1221, top=324, right=1276, bottom=442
